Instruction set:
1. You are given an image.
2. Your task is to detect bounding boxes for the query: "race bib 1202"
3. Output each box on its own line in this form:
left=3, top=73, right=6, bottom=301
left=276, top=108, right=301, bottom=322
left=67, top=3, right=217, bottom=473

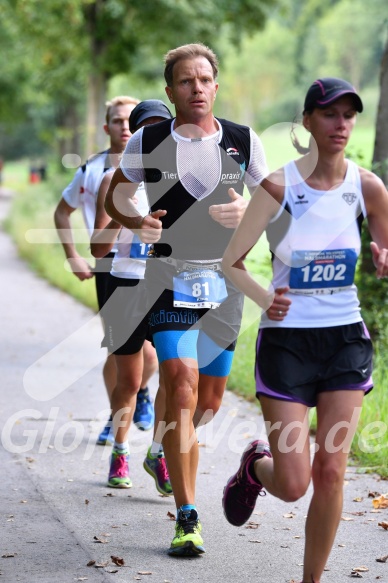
left=289, top=248, right=357, bottom=295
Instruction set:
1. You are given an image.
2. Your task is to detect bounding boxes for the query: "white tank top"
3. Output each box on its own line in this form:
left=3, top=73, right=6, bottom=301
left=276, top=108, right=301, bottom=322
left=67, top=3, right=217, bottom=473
left=110, top=182, right=149, bottom=279
left=260, top=159, right=366, bottom=328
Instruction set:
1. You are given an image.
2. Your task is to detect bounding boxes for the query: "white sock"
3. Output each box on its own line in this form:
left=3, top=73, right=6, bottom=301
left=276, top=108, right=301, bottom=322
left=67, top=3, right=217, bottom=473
left=150, top=440, right=163, bottom=456
left=114, top=441, right=129, bottom=453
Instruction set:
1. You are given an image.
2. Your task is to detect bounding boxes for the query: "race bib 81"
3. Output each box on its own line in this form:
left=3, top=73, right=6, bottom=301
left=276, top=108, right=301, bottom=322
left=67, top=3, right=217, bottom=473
left=173, top=269, right=228, bottom=309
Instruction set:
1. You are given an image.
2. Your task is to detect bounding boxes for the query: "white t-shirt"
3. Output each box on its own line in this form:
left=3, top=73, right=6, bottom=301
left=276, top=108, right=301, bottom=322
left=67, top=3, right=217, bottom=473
left=62, top=150, right=110, bottom=237
left=110, top=182, right=150, bottom=279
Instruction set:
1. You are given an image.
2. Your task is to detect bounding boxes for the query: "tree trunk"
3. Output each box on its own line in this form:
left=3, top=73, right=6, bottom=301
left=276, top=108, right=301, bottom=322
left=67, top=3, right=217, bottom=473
left=83, top=0, right=109, bottom=158
left=85, top=71, right=109, bottom=158
left=357, top=36, right=388, bottom=338
left=372, top=37, right=388, bottom=186
left=57, top=102, right=83, bottom=172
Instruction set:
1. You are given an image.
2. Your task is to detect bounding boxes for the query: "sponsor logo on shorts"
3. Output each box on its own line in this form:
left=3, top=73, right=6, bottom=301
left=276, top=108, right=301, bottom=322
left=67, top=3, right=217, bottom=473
left=149, top=309, right=200, bottom=327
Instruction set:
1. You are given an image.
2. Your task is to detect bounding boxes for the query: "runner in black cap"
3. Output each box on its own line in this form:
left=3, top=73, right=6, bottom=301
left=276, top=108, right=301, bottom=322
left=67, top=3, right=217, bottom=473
left=303, top=77, right=363, bottom=113
left=222, top=78, right=388, bottom=582
left=91, top=100, right=173, bottom=493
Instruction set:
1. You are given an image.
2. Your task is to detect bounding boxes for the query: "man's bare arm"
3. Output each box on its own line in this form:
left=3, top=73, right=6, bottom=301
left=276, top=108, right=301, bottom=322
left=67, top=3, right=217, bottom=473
left=53, top=198, right=94, bottom=280
left=105, top=167, right=167, bottom=244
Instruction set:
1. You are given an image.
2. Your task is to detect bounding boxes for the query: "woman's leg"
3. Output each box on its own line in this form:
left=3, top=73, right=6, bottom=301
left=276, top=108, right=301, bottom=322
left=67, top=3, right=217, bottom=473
left=253, top=396, right=312, bottom=501
left=302, top=390, right=364, bottom=583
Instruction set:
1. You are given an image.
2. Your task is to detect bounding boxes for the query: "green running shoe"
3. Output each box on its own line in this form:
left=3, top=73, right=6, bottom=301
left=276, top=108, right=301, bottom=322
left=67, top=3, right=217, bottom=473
left=107, top=449, right=132, bottom=488
left=143, top=447, right=173, bottom=496
left=168, top=508, right=205, bottom=556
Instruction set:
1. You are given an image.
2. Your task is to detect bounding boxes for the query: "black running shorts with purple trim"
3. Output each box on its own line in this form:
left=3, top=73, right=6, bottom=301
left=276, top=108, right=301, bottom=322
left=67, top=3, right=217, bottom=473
left=255, top=322, right=373, bottom=407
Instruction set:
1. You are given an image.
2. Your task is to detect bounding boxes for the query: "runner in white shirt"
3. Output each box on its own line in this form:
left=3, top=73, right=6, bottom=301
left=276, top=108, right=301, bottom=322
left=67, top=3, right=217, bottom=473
left=54, top=96, right=157, bottom=445
left=91, top=100, right=173, bottom=493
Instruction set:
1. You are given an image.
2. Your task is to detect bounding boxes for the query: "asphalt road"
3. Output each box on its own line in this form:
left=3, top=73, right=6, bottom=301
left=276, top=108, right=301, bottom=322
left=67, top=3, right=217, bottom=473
left=0, top=186, right=387, bottom=583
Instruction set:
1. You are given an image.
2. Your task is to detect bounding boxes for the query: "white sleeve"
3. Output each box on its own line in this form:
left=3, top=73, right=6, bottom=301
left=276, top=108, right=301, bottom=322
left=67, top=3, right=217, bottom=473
left=120, top=128, right=146, bottom=184
left=245, top=128, right=269, bottom=192
left=62, top=166, right=84, bottom=209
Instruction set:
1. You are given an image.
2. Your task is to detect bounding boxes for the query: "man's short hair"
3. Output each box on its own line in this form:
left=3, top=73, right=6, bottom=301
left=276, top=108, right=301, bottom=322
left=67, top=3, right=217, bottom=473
left=105, top=96, right=140, bottom=123
left=164, top=43, right=219, bottom=87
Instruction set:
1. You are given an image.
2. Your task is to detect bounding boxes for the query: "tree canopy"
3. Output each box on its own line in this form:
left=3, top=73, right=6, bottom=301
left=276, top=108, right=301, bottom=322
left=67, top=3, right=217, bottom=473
left=0, top=0, right=387, bottom=163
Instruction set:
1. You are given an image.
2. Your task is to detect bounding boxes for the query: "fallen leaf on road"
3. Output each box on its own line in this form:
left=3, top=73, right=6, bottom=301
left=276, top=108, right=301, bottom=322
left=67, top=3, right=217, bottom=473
left=352, top=567, right=369, bottom=572
left=376, top=555, right=388, bottom=563
left=93, top=536, right=108, bottom=543
left=378, top=521, right=388, bottom=530
left=350, top=572, right=363, bottom=578
left=138, top=571, right=153, bottom=575
left=353, top=497, right=363, bottom=502
left=103, top=493, right=115, bottom=497
left=95, top=562, right=109, bottom=568
left=372, top=494, right=388, bottom=509
left=341, top=516, right=354, bottom=521
left=85, top=500, right=89, bottom=505
left=167, top=511, right=175, bottom=521
left=245, top=521, right=259, bottom=529
left=1, top=554, right=16, bottom=558
left=368, top=491, right=381, bottom=498
left=106, top=569, right=118, bottom=573
left=283, top=513, right=295, bottom=519
left=248, top=539, right=261, bottom=543
left=86, top=560, right=95, bottom=567
left=111, top=556, right=125, bottom=566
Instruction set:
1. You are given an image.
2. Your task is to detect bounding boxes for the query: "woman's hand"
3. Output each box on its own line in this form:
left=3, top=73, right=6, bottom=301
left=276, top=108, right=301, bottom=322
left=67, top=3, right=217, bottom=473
left=266, top=287, right=291, bottom=321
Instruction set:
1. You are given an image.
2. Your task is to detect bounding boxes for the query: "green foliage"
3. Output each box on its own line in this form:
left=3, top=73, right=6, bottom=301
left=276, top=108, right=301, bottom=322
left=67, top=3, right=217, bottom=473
left=351, top=339, right=388, bottom=477
left=4, top=160, right=98, bottom=311
left=228, top=235, right=272, bottom=400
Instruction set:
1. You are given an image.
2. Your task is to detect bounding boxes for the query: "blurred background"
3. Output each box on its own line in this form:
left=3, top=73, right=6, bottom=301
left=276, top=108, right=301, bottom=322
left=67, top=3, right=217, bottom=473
left=1, top=0, right=387, bottom=164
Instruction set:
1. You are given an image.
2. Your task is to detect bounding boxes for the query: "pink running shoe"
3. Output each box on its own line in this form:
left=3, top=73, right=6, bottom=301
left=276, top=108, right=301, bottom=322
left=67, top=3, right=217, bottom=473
left=108, top=449, right=132, bottom=488
left=222, top=440, right=271, bottom=526
left=143, top=447, right=173, bottom=496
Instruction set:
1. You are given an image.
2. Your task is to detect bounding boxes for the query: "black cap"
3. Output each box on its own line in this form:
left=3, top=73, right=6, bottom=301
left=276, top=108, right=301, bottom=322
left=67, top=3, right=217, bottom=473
left=129, top=99, right=172, bottom=133
left=303, top=77, right=363, bottom=113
